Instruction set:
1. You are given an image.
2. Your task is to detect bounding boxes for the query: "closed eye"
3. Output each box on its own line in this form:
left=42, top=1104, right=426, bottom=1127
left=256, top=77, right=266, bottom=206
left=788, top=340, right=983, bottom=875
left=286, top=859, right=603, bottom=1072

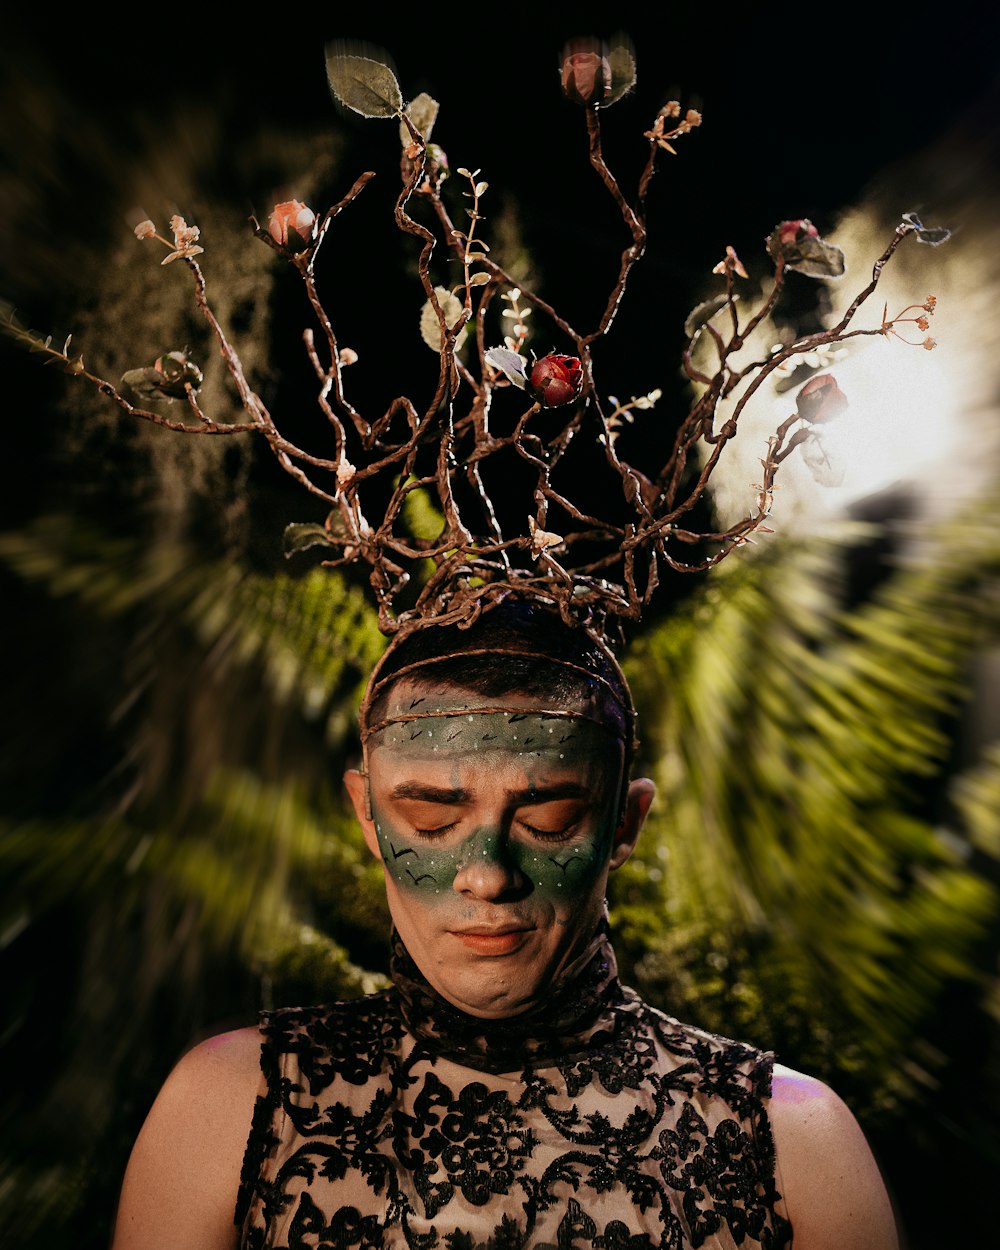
left=396, top=799, right=464, bottom=838
left=515, top=800, right=586, bottom=842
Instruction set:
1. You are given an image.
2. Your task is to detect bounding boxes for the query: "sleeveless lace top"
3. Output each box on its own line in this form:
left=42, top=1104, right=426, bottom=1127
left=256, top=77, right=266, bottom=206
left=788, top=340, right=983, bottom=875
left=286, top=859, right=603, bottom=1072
left=235, top=927, right=792, bottom=1249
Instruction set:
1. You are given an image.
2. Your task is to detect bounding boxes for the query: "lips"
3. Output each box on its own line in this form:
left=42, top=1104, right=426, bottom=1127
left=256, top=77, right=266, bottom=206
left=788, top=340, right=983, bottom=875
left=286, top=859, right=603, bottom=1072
left=449, top=927, right=532, bottom=956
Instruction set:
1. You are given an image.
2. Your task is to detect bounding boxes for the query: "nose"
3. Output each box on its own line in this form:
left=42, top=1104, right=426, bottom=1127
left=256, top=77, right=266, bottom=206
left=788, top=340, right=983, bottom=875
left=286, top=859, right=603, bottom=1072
left=452, top=828, right=527, bottom=901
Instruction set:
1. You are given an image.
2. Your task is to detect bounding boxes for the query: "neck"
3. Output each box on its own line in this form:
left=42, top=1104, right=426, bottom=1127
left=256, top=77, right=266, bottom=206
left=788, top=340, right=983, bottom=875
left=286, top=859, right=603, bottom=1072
left=390, top=919, right=623, bottom=1073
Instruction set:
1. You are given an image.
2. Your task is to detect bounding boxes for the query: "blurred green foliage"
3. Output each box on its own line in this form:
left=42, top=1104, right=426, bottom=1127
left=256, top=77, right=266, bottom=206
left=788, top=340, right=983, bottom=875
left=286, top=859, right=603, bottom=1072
left=617, top=505, right=1000, bottom=1112
left=2, top=497, right=999, bottom=1246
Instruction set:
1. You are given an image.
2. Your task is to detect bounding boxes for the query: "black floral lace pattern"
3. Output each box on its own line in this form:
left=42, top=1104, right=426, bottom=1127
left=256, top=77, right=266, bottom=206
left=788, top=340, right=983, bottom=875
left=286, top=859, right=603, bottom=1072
left=236, top=929, right=792, bottom=1250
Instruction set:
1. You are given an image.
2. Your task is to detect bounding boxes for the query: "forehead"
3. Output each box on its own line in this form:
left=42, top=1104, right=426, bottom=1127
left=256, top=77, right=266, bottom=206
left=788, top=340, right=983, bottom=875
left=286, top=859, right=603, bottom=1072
left=366, top=683, right=622, bottom=784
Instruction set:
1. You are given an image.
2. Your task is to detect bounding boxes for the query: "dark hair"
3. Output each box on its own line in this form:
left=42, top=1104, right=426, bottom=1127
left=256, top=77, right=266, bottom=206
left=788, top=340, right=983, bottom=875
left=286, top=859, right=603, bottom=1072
left=361, top=599, right=637, bottom=778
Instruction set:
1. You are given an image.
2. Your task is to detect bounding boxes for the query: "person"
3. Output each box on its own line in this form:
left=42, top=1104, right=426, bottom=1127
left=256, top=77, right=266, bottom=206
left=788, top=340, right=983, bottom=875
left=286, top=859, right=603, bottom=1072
left=110, top=600, right=899, bottom=1250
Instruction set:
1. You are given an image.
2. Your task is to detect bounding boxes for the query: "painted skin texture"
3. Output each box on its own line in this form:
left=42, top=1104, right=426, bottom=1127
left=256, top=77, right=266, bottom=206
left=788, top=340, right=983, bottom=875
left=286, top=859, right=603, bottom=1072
left=345, top=685, right=653, bottom=1019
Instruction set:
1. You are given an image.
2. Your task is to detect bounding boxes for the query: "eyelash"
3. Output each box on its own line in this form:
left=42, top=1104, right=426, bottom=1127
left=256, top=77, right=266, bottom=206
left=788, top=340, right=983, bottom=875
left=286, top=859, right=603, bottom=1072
left=412, top=822, right=458, bottom=838
left=516, top=818, right=579, bottom=843
left=410, top=820, right=578, bottom=842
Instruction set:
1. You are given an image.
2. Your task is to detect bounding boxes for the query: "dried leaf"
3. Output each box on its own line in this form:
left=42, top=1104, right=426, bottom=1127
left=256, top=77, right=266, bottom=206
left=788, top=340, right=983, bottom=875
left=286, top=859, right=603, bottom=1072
left=786, top=236, right=846, bottom=279
left=326, top=46, right=402, bottom=118
left=901, top=211, right=951, bottom=245
left=605, top=38, right=637, bottom=107
left=283, top=522, right=337, bottom=556
left=801, top=431, right=847, bottom=487
left=120, top=366, right=170, bottom=400
left=400, top=92, right=439, bottom=143
left=419, top=286, right=467, bottom=353
left=484, top=345, right=528, bottom=389
left=683, top=295, right=731, bottom=341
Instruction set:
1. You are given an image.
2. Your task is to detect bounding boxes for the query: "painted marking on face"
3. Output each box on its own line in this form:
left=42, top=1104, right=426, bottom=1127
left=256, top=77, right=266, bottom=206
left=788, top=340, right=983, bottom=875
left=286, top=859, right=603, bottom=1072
left=387, top=841, right=416, bottom=860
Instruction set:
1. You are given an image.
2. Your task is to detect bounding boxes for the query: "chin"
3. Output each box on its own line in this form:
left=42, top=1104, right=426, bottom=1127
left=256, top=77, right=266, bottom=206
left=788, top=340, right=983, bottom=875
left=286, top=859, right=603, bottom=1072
left=438, top=975, right=540, bottom=1020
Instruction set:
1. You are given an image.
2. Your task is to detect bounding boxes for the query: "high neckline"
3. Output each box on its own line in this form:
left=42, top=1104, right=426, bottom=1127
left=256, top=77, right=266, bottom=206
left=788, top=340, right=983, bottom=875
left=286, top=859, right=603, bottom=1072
left=390, top=918, right=624, bottom=1073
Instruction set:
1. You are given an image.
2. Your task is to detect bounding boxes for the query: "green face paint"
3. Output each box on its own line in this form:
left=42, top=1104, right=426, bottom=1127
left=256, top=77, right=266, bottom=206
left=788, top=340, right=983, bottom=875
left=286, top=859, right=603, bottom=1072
left=369, top=711, right=621, bottom=903
left=373, top=799, right=608, bottom=902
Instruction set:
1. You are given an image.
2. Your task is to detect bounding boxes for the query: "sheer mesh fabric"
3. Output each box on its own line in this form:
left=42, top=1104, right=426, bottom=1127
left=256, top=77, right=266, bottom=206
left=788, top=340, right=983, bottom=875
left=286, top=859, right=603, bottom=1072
left=236, top=928, right=791, bottom=1250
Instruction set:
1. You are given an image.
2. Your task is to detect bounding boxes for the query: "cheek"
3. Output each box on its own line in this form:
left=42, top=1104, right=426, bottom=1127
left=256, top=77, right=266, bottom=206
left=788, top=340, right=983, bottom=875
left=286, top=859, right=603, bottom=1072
left=374, top=817, right=462, bottom=899
left=522, top=840, right=606, bottom=899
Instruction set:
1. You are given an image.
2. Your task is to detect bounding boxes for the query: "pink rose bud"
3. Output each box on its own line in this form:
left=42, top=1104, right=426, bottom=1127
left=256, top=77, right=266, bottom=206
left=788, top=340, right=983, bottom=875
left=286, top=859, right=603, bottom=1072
left=268, top=200, right=317, bottom=252
left=529, top=354, right=583, bottom=407
left=561, top=41, right=611, bottom=106
left=795, top=374, right=848, bottom=424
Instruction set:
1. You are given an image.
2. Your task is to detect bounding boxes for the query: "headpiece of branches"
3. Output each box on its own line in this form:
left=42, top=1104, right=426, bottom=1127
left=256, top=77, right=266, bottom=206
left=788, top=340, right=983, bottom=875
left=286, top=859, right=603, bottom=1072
left=5, top=36, right=949, bottom=649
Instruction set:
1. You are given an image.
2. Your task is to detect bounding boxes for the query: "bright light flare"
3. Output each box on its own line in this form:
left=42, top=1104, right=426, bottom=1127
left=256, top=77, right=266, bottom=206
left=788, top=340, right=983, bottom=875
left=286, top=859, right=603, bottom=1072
left=709, top=196, right=1000, bottom=537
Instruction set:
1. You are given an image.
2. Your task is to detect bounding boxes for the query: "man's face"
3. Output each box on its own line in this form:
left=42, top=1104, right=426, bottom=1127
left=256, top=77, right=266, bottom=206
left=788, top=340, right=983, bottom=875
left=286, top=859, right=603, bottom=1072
left=345, top=682, right=653, bottom=1019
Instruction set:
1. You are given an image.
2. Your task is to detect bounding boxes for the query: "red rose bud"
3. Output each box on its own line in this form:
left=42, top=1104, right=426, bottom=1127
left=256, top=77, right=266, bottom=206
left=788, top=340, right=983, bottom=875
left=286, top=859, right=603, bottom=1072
left=778, top=219, right=820, bottom=247
left=268, top=200, right=317, bottom=252
left=529, top=354, right=583, bottom=406
left=561, top=40, right=611, bottom=106
left=795, top=374, right=848, bottom=424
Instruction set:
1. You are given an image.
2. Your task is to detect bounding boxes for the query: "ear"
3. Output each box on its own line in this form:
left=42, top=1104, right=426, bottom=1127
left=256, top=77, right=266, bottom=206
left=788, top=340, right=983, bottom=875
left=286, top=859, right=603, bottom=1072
left=344, top=768, right=382, bottom=862
left=608, top=777, right=655, bottom=871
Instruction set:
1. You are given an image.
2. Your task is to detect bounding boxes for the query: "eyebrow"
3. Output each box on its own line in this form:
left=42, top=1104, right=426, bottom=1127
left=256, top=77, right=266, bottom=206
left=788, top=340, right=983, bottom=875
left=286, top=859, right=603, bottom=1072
left=388, top=781, right=592, bottom=805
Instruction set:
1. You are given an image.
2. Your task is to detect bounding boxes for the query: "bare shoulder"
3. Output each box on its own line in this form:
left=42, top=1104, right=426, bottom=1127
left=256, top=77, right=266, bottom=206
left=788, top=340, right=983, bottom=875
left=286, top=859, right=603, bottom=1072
left=768, top=1063, right=899, bottom=1250
left=111, top=1025, right=265, bottom=1250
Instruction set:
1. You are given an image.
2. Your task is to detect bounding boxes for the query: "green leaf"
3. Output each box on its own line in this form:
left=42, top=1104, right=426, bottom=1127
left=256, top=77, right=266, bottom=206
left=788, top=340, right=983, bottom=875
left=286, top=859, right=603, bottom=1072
left=326, top=46, right=402, bottom=118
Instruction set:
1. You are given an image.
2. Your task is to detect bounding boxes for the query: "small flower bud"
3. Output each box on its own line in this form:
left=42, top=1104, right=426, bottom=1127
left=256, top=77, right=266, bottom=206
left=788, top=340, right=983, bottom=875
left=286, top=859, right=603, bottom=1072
left=529, top=353, right=583, bottom=407
left=134, top=219, right=157, bottom=240
left=528, top=516, right=564, bottom=555
left=425, top=143, right=448, bottom=176
left=560, top=40, right=611, bottom=107
left=154, top=350, right=204, bottom=397
left=268, top=200, right=317, bottom=253
left=160, top=214, right=204, bottom=263
left=795, top=373, right=848, bottom=424
left=778, top=219, right=820, bottom=248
